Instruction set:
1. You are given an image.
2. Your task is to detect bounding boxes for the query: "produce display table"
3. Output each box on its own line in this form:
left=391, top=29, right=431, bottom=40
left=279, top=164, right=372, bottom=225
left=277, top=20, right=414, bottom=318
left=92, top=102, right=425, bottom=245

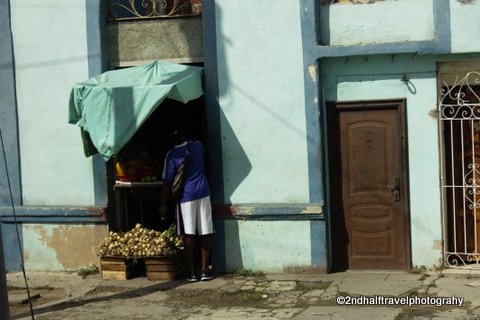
left=114, top=181, right=163, bottom=188
left=114, top=181, right=163, bottom=231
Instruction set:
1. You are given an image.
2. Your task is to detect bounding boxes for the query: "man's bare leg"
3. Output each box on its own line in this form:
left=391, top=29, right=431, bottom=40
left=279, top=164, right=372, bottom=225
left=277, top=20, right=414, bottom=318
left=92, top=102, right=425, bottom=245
left=200, top=234, right=213, bottom=280
left=183, top=235, right=196, bottom=280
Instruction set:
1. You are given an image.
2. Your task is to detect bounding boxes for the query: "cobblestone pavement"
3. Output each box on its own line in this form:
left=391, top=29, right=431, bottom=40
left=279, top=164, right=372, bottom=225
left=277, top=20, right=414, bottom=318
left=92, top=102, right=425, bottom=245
left=6, top=269, right=480, bottom=319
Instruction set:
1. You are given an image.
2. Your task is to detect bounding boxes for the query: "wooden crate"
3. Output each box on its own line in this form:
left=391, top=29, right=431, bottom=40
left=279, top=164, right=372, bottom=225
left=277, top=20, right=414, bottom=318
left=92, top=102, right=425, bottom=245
left=145, top=253, right=187, bottom=281
left=100, top=256, right=145, bottom=280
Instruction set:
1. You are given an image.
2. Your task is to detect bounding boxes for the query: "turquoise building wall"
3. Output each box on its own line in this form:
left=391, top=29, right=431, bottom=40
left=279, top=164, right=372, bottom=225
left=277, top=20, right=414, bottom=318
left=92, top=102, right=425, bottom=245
left=320, top=0, right=435, bottom=46
left=313, top=0, right=480, bottom=269
left=322, top=53, right=480, bottom=267
left=209, top=0, right=310, bottom=204
left=204, top=0, right=325, bottom=273
left=1, top=0, right=108, bottom=271
left=12, top=0, right=96, bottom=206
left=205, top=0, right=480, bottom=272
left=2, top=0, right=480, bottom=272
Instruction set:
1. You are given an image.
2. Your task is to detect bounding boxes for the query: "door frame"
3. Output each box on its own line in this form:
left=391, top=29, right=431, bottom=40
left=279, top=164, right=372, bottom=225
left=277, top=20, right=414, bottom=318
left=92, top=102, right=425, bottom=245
left=326, top=99, right=412, bottom=271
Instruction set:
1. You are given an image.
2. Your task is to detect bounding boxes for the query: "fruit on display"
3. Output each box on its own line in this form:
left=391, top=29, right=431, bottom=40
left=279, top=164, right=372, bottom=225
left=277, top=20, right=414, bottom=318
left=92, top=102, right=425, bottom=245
left=140, top=162, right=158, bottom=182
left=115, top=158, right=159, bottom=182
left=97, top=224, right=183, bottom=257
left=115, top=161, right=128, bottom=181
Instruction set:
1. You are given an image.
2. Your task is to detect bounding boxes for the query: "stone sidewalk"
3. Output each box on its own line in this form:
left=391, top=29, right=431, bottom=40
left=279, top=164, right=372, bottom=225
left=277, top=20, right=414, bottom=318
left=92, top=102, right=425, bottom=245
left=6, top=268, right=480, bottom=319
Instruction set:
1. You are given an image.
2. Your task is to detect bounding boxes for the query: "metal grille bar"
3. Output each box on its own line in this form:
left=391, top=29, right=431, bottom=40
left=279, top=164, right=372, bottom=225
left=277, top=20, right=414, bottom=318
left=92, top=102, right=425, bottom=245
left=106, top=0, right=201, bottom=21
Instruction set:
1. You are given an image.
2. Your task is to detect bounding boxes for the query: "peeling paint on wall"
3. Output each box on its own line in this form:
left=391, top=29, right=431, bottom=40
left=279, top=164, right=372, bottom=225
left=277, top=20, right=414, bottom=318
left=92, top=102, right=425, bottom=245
left=458, top=0, right=476, bottom=4
left=321, top=0, right=385, bottom=4
left=25, top=224, right=108, bottom=270
left=308, top=65, right=318, bottom=82
left=301, top=206, right=323, bottom=214
left=428, top=108, right=439, bottom=119
left=341, top=0, right=384, bottom=4
left=432, top=240, right=442, bottom=250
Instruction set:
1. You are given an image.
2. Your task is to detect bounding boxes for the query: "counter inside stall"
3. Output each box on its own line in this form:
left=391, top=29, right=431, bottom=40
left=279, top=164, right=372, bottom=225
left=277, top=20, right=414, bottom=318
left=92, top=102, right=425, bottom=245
left=114, top=180, right=164, bottom=231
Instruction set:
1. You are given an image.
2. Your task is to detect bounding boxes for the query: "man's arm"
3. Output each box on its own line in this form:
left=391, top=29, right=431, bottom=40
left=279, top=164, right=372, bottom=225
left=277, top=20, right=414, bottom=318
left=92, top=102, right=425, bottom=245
left=159, top=180, right=172, bottom=219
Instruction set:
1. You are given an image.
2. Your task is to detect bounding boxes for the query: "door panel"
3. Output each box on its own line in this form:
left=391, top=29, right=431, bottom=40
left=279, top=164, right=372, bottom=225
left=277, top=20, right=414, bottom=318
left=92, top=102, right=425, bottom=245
left=333, top=102, right=409, bottom=270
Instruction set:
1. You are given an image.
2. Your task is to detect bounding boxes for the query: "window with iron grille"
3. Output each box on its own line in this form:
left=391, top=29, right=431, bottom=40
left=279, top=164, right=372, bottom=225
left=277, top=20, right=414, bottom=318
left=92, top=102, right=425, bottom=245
left=106, top=0, right=201, bottom=21
left=319, top=0, right=385, bottom=4
left=440, top=65, right=480, bottom=268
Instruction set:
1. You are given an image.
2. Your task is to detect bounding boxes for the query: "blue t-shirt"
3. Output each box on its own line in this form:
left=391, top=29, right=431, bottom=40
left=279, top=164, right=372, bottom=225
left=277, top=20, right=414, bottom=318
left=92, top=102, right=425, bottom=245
left=162, top=141, right=210, bottom=203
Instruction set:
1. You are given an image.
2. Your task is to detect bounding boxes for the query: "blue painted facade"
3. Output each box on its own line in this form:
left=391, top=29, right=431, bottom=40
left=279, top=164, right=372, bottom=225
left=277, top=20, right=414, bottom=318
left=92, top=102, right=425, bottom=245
left=85, top=0, right=109, bottom=206
left=0, top=0, right=21, bottom=209
left=203, top=0, right=480, bottom=271
left=1, top=0, right=24, bottom=271
left=297, top=0, right=480, bottom=269
left=2, top=0, right=480, bottom=272
left=1, top=0, right=108, bottom=271
left=297, top=0, right=452, bottom=271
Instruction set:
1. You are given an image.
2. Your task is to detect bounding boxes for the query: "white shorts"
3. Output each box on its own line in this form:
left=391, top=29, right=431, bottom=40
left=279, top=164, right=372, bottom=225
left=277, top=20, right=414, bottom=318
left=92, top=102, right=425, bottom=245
left=177, top=196, right=214, bottom=236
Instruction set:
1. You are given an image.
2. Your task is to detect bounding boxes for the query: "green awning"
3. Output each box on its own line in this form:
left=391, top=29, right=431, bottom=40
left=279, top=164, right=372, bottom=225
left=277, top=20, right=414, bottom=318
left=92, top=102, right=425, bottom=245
left=68, top=60, right=204, bottom=160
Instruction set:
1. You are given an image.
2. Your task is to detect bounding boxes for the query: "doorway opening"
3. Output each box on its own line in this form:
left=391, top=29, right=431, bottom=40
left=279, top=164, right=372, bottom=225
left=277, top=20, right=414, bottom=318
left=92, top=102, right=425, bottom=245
left=106, top=96, right=207, bottom=232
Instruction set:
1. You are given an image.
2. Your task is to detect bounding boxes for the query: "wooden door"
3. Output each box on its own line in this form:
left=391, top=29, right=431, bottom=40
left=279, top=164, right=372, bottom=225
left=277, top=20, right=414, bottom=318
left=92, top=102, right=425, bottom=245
left=329, top=101, right=410, bottom=270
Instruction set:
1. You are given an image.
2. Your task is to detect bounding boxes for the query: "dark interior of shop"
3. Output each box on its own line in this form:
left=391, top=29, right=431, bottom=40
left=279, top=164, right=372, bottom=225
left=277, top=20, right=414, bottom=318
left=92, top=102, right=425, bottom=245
left=107, top=96, right=207, bottom=232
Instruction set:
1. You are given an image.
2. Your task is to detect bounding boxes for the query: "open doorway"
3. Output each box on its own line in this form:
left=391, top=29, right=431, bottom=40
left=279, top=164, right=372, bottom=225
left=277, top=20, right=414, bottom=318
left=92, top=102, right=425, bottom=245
left=107, top=96, right=207, bottom=232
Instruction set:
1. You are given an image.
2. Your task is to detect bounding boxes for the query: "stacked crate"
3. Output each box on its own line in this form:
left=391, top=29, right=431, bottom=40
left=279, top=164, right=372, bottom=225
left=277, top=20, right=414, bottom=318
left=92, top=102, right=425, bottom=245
left=145, top=253, right=187, bottom=280
left=100, top=256, right=144, bottom=280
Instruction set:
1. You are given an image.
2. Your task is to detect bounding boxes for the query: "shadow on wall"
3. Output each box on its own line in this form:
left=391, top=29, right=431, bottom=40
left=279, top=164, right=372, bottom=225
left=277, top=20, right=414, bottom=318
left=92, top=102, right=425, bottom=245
left=218, top=107, right=252, bottom=204
left=203, top=3, right=252, bottom=273
left=319, top=4, right=331, bottom=46
left=211, top=108, right=251, bottom=272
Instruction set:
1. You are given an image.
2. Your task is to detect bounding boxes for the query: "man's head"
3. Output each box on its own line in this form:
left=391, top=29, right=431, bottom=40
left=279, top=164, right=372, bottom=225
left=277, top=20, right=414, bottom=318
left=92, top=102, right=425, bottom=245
left=170, top=125, right=186, bottom=145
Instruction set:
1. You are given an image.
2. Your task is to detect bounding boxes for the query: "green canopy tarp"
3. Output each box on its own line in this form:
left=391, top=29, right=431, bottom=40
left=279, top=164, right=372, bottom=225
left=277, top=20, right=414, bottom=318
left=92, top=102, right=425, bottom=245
left=68, top=60, right=204, bottom=160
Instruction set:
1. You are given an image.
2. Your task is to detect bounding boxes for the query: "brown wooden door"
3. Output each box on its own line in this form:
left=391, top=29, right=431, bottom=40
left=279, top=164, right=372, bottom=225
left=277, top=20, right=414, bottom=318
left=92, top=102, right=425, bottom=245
left=330, top=101, right=410, bottom=270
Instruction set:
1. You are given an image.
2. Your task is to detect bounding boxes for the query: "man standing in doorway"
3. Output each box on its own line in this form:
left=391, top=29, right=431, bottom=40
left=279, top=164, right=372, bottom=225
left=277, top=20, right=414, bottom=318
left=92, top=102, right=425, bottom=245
left=159, top=126, right=214, bottom=281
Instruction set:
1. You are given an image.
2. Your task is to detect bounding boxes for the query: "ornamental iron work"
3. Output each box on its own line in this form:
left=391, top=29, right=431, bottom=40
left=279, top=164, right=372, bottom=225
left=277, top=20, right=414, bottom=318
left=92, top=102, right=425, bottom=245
left=319, top=0, right=385, bottom=4
left=106, top=0, right=201, bottom=21
left=440, top=70, right=480, bottom=269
